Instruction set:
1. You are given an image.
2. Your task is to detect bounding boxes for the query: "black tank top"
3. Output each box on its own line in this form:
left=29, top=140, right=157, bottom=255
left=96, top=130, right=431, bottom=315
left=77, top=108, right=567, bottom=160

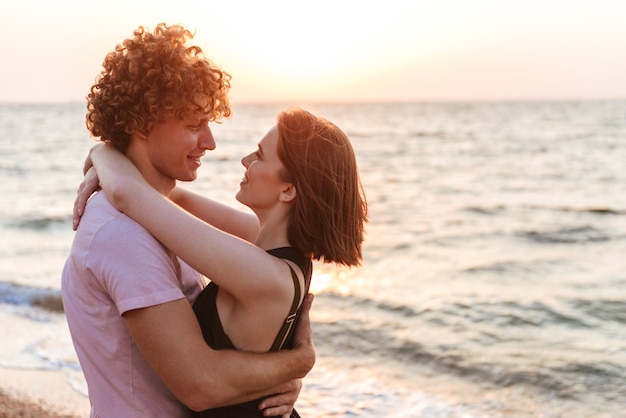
left=191, top=247, right=311, bottom=418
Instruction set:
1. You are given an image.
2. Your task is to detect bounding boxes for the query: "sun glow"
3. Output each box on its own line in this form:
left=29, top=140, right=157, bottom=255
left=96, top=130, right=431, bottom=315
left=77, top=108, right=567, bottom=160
left=2, top=0, right=626, bottom=103
left=309, top=273, right=331, bottom=294
left=309, top=270, right=353, bottom=295
left=188, top=0, right=418, bottom=101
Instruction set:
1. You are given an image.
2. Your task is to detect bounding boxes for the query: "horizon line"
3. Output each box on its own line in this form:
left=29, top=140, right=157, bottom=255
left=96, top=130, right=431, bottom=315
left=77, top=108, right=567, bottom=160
left=1, top=97, right=626, bottom=106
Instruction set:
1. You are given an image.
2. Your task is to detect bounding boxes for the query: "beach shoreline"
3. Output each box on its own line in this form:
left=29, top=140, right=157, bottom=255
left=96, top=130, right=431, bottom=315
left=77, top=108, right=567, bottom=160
left=1, top=361, right=622, bottom=418
left=0, top=367, right=89, bottom=417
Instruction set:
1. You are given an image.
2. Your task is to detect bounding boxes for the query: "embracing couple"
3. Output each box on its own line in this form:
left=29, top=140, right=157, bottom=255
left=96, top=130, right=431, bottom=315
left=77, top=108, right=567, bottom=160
left=62, top=23, right=367, bottom=418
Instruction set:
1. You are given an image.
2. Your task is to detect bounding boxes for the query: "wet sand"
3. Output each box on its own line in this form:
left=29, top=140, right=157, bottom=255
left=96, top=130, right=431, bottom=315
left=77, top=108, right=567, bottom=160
left=0, top=367, right=89, bottom=417
left=0, top=389, right=71, bottom=417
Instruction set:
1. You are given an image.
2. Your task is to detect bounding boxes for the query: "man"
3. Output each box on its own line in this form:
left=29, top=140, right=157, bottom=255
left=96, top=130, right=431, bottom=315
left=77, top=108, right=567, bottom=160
left=62, top=23, right=314, bottom=417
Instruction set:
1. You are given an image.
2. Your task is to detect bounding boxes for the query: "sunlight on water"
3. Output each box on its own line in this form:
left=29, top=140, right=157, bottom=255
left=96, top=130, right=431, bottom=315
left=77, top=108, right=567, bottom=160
left=309, top=272, right=331, bottom=294
left=2, top=102, right=626, bottom=416
left=310, top=267, right=351, bottom=296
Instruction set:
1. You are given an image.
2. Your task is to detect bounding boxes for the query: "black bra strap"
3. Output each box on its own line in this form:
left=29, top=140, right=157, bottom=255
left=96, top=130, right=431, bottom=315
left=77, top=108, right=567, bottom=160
left=270, top=263, right=302, bottom=351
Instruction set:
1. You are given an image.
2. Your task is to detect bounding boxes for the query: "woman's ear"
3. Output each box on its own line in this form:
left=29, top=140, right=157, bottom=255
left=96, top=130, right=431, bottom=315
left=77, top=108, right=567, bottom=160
left=279, top=183, right=297, bottom=203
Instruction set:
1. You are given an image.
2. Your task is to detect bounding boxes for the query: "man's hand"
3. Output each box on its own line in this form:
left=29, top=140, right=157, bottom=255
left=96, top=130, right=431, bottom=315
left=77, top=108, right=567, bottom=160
left=292, top=293, right=316, bottom=370
left=257, top=293, right=316, bottom=417
left=257, top=379, right=302, bottom=417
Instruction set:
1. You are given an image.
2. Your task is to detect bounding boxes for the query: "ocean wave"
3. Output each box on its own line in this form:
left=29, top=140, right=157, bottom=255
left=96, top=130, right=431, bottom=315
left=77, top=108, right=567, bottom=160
left=462, top=258, right=563, bottom=276
left=0, top=282, right=63, bottom=312
left=492, top=301, right=591, bottom=328
left=569, top=298, right=626, bottom=324
left=463, top=205, right=506, bottom=215
left=314, top=308, right=625, bottom=404
left=319, top=291, right=596, bottom=329
left=425, top=300, right=593, bottom=329
left=540, top=205, right=626, bottom=216
left=463, top=204, right=626, bottom=216
left=5, top=215, right=70, bottom=230
left=573, top=207, right=626, bottom=215
left=0, top=160, right=24, bottom=173
left=552, top=361, right=626, bottom=400
left=313, top=316, right=573, bottom=397
left=518, top=225, right=611, bottom=244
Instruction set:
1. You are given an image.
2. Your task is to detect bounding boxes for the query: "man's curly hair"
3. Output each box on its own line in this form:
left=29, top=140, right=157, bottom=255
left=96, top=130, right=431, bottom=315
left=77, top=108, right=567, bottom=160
left=86, top=23, right=231, bottom=151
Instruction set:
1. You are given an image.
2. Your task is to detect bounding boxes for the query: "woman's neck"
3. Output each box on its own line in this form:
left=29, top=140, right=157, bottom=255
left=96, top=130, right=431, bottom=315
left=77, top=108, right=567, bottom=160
left=253, top=211, right=290, bottom=250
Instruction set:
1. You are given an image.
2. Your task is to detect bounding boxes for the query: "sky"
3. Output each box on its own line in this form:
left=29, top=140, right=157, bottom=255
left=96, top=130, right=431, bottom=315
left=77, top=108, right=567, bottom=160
left=1, top=0, right=625, bottom=104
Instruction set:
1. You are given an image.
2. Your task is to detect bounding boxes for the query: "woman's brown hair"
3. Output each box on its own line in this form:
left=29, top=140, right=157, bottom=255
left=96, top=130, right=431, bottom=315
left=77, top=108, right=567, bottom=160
left=276, top=107, right=367, bottom=266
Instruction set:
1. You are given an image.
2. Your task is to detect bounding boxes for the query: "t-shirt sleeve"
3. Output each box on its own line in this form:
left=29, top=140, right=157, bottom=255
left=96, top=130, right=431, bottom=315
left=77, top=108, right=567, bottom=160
left=87, top=214, right=186, bottom=315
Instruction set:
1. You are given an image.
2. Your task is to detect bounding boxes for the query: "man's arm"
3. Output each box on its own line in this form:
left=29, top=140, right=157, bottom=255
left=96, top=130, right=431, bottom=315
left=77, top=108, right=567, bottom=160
left=124, top=293, right=315, bottom=412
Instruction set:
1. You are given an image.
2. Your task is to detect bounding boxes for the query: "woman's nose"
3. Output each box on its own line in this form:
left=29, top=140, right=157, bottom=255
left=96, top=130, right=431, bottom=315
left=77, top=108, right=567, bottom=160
left=241, top=152, right=254, bottom=167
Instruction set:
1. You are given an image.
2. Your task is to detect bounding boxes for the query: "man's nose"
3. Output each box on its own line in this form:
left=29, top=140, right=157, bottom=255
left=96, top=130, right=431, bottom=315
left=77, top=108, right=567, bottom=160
left=200, top=126, right=216, bottom=150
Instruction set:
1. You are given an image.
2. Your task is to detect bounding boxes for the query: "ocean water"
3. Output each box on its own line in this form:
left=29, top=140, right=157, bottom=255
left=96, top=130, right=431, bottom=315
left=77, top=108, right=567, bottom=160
left=0, top=101, right=625, bottom=417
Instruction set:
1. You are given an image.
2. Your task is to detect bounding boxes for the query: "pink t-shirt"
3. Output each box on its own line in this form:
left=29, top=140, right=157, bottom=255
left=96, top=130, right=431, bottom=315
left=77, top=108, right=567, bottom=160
left=62, top=192, right=205, bottom=418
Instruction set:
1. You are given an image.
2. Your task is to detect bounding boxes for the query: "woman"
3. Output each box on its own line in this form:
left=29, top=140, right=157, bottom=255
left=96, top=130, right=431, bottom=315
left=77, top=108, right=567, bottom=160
left=78, top=107, right=368, bottom=417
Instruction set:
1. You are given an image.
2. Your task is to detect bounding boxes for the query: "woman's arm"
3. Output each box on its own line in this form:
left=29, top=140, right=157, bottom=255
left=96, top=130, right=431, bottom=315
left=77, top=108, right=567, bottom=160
left=72, top=163, right=259, bottom=242
left=169, top=187, right=259, bottom=243
left=89, top=144, right=291, bottom=305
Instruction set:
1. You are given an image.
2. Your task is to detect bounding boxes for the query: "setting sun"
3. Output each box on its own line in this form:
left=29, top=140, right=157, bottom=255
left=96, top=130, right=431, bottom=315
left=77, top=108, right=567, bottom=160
left=189, top=0, right=418, bottom=102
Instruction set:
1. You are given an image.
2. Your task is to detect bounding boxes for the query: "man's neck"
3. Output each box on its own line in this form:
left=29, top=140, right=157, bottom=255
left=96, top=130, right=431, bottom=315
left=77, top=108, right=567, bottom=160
left=125, top=145, right=175, bottom=196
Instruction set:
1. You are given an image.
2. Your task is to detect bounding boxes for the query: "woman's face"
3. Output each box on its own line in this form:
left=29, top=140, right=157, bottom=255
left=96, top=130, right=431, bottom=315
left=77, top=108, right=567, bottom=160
left=236, top=126, right=290, bottom=211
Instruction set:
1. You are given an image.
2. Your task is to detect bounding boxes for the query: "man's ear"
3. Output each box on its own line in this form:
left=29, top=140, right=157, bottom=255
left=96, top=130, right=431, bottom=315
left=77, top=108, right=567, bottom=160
left=279, top=183, right=297, bottom=203
left=136, top=129, right=150, bottom=141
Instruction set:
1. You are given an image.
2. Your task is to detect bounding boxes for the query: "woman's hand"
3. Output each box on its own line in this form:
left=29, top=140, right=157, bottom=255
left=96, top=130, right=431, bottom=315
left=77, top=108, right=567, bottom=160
left=72, top=166, right=101, bottom=230
left=83, top=147, right=94, bottom=175
left=73, top=143, right=108, bottom=230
